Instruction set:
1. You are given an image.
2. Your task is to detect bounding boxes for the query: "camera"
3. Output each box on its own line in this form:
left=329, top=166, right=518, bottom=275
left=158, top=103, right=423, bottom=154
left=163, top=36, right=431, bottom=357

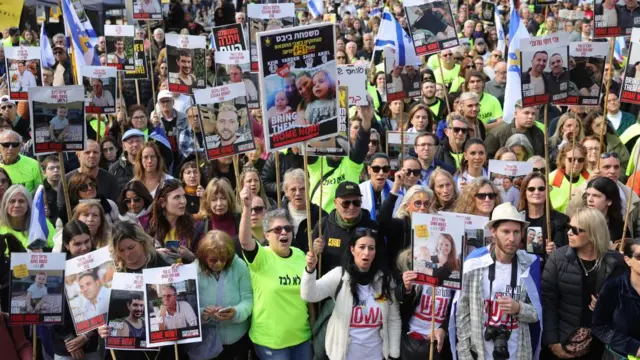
left=484, top=325, right=511, bottom=360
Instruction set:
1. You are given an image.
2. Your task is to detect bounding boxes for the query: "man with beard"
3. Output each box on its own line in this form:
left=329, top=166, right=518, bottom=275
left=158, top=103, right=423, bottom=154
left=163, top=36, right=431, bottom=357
left=116, top=293, right=146, bottom=338
left=454, top=203, right=542, bottom=360
left=283, top=74, right=301, bottom=110
left=175, top=49, right=196, bottom=88
left=421, top=79, right=449, bottom=124
left=359, top=153, right=394, bottom=220
left=546, top=53, right=578, bottom=99
left=155, top=285, right=198, bottom=330
left=215, top=105, right=243, bottom=146
left=521, top=51, right=549, bottom=96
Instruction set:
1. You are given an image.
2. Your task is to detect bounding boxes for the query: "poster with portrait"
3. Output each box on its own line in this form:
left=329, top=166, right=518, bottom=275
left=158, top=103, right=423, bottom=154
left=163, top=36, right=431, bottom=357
left=133, top=0, right=162, bottom=20
left=125, top=39, right=149, bottom=80
left=166, top=33, right=207, bottom=94
left=411, top=212, right=464, bottom=289
left=336, top=64, right=368, bottom=106
left=81, top=66, right=117, bottom=114
left=213, top=23, right=247, bottom=51
left=64, top=247, right=115, bottom=335
left=519, top=33, right=570, bottom=106
left=386, top=131, right=418, bottom=170
left=306, top=86, right=349, bottom=156
left=593, top=0, right=631, bottom=37
left=215, top=50, right=260, bottom=109
left=9, top=253, right=65, bottom=325
left=258, top=23, right=339, bottom=151
left=488, top=160, right=533, bottom=191
left=480, top=1, right=495, bottom=26
left=194, top=83, right=256, bottom=160
left=621, top=30, right=640, bottom=104
left=5, top=46, right=42, bottom=101
left=534, top=0, right=556, bottom=6
left=440, top=212, right=490, bottom=260
left=404, top=0, right=458, bottom=57
left=247, top=3, right=296, bottom=72
left=105, top=25, right=135, bottom=72
left=143, top=264, right=202, bottom=347
left=555, top=42, right=607, bottom=106
left=28, top=86, right=86, bottom=155
left=106, top=273, right=150, bottom=350
left=558, top=9, right=585, bottom=20
left=525, top=226, right=545, bottom=254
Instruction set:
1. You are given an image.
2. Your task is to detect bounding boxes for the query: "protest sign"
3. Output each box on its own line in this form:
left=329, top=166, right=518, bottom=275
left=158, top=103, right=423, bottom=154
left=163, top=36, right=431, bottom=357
left=105, top=25, right=135, bottom=72
left=336, top=64, right=368, bottom=106
left=125, top=39, right=149, bottom=80
left=593, top=0, right=640, bottom=37
left=558, top=9, right=585, bottom=20
left=440, top=212, right=490, bottom=260
left=621, top=29, right=640, bottom=104
left=488, top=160, right=533, bottom=209
left=247, top=3, right=296, bottom=72
left=106, top=273, right=151, bottom=350
left=143, top=264, right=202, bottom=347
left=9, top=253, right=65, bottom=325
left=306, top=86, right=349, bottom=156
left=64, top=247, right=116, bottom=334
left=524, top=226, right=545, bottom=254
left=133, top=0, right=162, bottom=20
left=404, top=0, right=458, bottom=56
left=29, top=86, right=86, bottom=155
left=258, top=22, right=339, bottom=151
left=166, top=33, right=207, bottom=94
left=411, top=212, right=464, bottom=289
left=215, top=50, right=259, bottom=109
left=480, top=1, right=495, bottom=26
left=5, top=46, right=41, bottom=101
left=213, top=23, right=247, bottom=51
left=386, top=131, right=418, bottom=169
left=81, top=66, right=117, bottom=114
left=519, top=33, right=570, bottom=106
left=555, top=42, right=608, bottom=106
left=194, top=83, right=256, bottom=160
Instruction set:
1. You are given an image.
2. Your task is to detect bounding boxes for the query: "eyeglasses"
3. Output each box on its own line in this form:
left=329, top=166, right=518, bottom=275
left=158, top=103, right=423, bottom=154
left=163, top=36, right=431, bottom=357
left=370, top=165, right=390, bottom=173
left=450, top=127, right=468, bottom=134
left=533, top=167, right=546, bottom=173
left=413, top=200, right=429, bottom=209
left=600, top=152, right=619, bottom=159
left=267, top=225, right=293, bottom=234
left=251, top=206, right=265, bottom=214
left=77, top=182, right=97, bottom=192
left=0, top=142, right=20, bottom=149
left=526, top=186, right=546, bottom=193
left=474, top=192, right=497, bottom=200
left=369, top=139, right=379, bottom=146
left=339, top=199, right=362, bottom=209
left=405, top=169, right=421, bottom=177
left=566, top=224, right=585, bottom=236
left=566, top=157, right=586, bottom=163
left=131, top=115, right=147, bottom=121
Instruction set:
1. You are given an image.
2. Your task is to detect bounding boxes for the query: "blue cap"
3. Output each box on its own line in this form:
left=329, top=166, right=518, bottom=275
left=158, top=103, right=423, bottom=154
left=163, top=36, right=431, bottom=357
left=122, top=129, right=145, bottom=141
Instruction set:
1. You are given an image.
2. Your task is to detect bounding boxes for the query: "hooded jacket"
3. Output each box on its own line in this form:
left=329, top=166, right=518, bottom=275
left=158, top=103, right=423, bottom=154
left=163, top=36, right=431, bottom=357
left=434, top=135, right=465, bottom=170
left=484, top=121, right=545, bottom=159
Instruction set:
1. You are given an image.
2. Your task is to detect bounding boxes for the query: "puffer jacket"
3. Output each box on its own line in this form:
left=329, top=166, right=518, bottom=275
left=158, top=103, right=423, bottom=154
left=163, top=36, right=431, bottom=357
left=542, top=246, right=626, bottom=346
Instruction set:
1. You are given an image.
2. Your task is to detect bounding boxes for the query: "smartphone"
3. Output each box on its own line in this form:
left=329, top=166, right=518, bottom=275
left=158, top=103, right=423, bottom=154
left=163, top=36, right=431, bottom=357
left=218, top=306, right=233, bottom=313
left=165, top=240, right=180, bottom=249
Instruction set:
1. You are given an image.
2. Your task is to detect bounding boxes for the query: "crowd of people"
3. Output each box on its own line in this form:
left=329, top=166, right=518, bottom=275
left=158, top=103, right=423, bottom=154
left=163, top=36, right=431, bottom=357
left=2, top=0, right=640, bottom=359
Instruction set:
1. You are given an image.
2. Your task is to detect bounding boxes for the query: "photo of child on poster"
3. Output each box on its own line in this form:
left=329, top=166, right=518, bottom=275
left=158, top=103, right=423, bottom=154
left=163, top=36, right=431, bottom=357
left=166, top=33, right=207, bottom=94
left=306, top=86, right=350, bottom=156
left=143, top=265, right=202, bottom=347
left=64, top=247, right=116, bottom=334
left=9, top=253, right=66, bottom=325
left=258, top=23, right=339, bottom=151
left=106, top=273, right=149, bottom=350
left=247, top=3, right=295, bottom=72
left=81, top=66, right=117, bottom=114
left=105, top=25, right=135, bottom=72
left=5, top=46, right=41, bottom=101
left=404, top=0, right=458, bottom=56
left=29, top=86, right=86, bottom=155
left=412, top=212, right=464, bottom=289
left=519, top=33, right=570, bottom=106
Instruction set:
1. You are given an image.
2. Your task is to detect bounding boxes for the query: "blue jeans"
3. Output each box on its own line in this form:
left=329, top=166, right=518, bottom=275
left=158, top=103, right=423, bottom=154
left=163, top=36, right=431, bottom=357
left=254, top=340, right=312, bottom=360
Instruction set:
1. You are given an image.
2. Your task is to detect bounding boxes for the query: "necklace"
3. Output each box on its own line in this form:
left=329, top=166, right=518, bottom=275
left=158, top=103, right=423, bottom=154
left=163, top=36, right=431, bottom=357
left=577, top=257, right=599, bottom=276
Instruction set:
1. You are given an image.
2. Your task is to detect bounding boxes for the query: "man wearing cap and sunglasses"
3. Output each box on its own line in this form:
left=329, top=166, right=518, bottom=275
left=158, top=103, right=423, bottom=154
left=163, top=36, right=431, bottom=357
left=0, top=130, right=41, bottom=193
left=0, top=96, right=29, bottom=141
left=52, top=45, right=75, bottom=86
left=309, top=181, right=380, bottom=276
left=452, top=202, right=542, bottom=360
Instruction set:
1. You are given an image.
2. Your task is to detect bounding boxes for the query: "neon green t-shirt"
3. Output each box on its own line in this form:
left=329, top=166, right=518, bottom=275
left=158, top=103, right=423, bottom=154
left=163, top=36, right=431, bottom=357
left=244, top=244, right=311, bottom=349
left=478, top=93, right=503, bottom=125
left=309, top=156, right=364, bottom=213
left=434, top=64, right=461, bottom=89
left=450, top=151, right=463, bottom=169
left=1, top=222, right=55, bottom=254
left=0, top=155, right=42, bottom=193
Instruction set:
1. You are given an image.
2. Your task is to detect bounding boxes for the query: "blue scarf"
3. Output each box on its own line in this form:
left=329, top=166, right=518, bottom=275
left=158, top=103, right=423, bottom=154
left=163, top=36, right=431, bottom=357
left=368, top=181, right=391, bottom=221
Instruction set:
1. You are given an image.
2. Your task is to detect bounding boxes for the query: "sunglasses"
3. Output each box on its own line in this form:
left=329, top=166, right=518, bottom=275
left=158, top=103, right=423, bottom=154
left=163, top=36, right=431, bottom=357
left=405, top=169, right=421, bottom=177
left=533, top=167, right=546, bottom=173
left=369, top=139, right=379, bottom=146
left=267, top=225, right=293, bottom=234
left=0, top=105, right=14, bottom=110
left=600, top=152, right=619, bottom=159
left=526, top=186, right=546, bottom=192
left=251, top=206, right=265, bottom=214
left=450, top=127, right=468, bottom=134
left=566, top=224, right=585, bottom=236
left=340, top=199, right=362, bottom=209
left=413, top=200, right=429, bottom=209
left=466, top=65, right=473, bottom=69
left=0, top=142, right=19, bottom=149
left=474, top=192, right=497, bottom=200
left=124, top=197, right=143, bottom=204
left=566, top=157, right=586, bottom=163
left=77, top=182, right=97, bottom=192
left=370, top=165, right=390, bottom=174
left=629, top=253, right=640, bottom=261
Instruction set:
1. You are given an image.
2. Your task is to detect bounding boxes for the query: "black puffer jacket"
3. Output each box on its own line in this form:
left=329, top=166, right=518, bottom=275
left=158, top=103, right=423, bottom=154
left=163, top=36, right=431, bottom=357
left=542, top=246, right=626, bottom=346
left=310, top=208, right=379, bottom=276
left=260, top=149, right=303, bottom=200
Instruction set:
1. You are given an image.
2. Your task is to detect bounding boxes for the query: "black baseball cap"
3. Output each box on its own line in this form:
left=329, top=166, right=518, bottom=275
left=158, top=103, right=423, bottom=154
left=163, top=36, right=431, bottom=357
left=335, top=181, right=362, bottom=198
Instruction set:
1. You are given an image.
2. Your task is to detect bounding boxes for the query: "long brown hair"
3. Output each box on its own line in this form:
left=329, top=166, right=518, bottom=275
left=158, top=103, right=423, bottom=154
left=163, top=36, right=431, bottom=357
left=134, top=142, right=167, bottom=181
left=148, top=179, right=195, bottom=246
left=517, top=172, right=547, bottom=212
left=438, top=233, right=460, bottom=272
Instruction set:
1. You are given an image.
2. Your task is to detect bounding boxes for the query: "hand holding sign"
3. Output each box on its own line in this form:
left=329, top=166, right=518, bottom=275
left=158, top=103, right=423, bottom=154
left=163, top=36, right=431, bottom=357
left=305, top=251, right=317, bottom=272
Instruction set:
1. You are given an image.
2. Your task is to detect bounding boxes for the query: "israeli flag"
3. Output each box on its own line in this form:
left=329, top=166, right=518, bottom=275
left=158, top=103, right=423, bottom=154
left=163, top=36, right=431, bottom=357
left=61, top=0, right=100, bottom=81
left=308, top=0, right=323, bottom=18
left=614, top=36, right=626, bottom=65
left=502, top=0, right=530, bottom=123
left=495, top=6, right=506, bottom=57
left=372, top=9, right=420, bottom=66
left=28, top=186, right=49, bottom=248
left=40, top=25, right=55, bottom=68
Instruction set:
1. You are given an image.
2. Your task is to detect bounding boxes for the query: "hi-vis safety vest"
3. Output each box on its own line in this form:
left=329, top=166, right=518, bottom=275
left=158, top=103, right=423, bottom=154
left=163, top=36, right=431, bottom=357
left=549, top=169, right=589, bottom=213
left=309, top=157, right=364, bottom=213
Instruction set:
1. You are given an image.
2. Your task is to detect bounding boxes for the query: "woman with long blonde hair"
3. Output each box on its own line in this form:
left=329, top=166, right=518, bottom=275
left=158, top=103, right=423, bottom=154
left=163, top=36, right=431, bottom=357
left=429, top=168, right=459, bottom=212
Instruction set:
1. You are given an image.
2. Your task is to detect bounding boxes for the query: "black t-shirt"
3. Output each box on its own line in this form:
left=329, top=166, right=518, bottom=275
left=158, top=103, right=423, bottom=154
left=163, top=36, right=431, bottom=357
left=580, top=259, right=597, bottom=327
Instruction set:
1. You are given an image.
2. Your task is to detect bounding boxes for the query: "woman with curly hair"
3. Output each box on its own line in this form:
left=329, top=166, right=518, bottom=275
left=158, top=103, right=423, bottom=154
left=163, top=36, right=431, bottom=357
left=453, top=177, right=502, bottom=217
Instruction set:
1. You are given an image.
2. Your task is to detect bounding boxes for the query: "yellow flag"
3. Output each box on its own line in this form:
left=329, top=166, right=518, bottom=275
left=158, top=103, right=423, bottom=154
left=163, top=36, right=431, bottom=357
left=0, top=0, right=24, bottom=30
